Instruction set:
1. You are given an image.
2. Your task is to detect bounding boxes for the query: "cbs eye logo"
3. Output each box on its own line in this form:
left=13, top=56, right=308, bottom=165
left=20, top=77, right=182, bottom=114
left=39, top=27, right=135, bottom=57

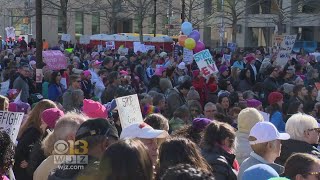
left=54, top=140, right=88, bottom=155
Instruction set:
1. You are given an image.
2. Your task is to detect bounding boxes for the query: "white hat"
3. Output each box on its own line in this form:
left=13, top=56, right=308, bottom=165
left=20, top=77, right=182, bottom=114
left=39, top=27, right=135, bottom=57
left=120, top=122, right=169, bottom=140
left=178, top=62, right=186, bottom=70
left=159, top=52, right=167, bottom=58
left=249, top=122, right=290, bottom=145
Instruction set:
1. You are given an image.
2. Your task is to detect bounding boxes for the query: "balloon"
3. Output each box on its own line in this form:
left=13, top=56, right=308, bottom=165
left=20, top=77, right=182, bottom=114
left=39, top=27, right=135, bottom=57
left=178, top=35, right=188, bottom=47
left=181, top=22, right=193, bottom=36
left=189, top=30, right=200, bottom=42
left=194, top=41, right=205, bottom=53
left=184, top=38, right=196, bottom=50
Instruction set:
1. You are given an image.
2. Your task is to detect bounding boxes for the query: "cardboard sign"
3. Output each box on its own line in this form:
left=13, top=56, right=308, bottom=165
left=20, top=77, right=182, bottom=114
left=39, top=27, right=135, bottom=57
left=0, top=111, right=24, bottom=142
left=145, top=45, right=155, bottom=52
left=43, top=50, right=67, bottom=70
left=275, top=35, right=297, bottom=67
left=5, top=27, right=15, bottom=39
left=106, top=41, right=115, bottom=50
left=0, top=80, right=10, bottom=96
left=133, top=42, right=146, bottom=53
left=61, top=34, right=71, bottom=42
left=80, top=35, right=90, bottom=44
left=115, top=94, right=143, bottom=129
left=193, top=49, right=218, bottom=77
left=183, top=48, right=194, bottom=64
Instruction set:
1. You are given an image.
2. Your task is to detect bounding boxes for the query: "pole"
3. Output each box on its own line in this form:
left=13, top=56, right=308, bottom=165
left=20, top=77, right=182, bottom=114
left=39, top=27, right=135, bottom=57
left=153, top=0, right=157, bottom=37
left=219, top=0, right=224, bottom=47
left=181, top=0, right=185, bottom=22
left=36, top=0, right=43, bottom=69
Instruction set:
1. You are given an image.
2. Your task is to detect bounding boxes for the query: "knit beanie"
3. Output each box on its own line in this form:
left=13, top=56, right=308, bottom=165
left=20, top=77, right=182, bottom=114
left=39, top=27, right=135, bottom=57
left=187, top=87, right=200, bottom=101
left=237, top=108, right=264, bottom=133
left=282, top=83, right=294, bottom=95
left=246, top=99, right=262, bottom=108
left=242, top=164, right=279, bottom=180
left=192, top=118, right=212, bottom=132
left=41, top=108, right=65, bottom=129
left=142, top=105, right=160, bottom=118
left=83, top=99, right=108, bottom=119
left=219, top=65, right=228, bottom=74
left=8, top=102, right=30, bottom=114
left=268, top=92, right=283, bottom=105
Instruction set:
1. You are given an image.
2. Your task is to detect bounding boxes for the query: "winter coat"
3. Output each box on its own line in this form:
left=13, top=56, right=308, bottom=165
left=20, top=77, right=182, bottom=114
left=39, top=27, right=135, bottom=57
left=235, top=131, right=252, bottom=165
left=13, top=75, right=30, bottom=103
left=62, top=88, right=84, bottom=112
left=270, top=111, right=285, bottom=132
left=166, top=87, right=187, bottom=118
left=48, top=83, right=64, bottom=102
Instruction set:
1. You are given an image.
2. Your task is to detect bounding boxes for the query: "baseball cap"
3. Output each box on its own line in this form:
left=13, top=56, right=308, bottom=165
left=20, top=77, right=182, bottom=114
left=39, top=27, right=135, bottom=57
left=249, top=122, right=290, bottom=145
left=76, top=118, right=119, bottom=140
left=120, top=122, right=169, bottom=140
left=92, top=60, right=102, bottom=66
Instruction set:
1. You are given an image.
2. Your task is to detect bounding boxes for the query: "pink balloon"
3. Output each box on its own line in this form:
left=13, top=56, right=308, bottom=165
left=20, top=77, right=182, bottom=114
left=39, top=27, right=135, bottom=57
left=194, top=41, right=205, bottom=53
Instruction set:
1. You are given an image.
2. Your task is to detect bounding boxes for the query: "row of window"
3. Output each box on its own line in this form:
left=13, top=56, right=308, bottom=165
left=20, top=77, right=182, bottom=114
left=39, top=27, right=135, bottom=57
left=58, top=12, right=100, bottom=34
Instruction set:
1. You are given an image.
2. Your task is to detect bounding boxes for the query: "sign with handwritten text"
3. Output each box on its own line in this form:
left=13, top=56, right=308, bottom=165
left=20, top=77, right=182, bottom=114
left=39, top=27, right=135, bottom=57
left=275, top=35, right=297, bottom=66
left=0, top=111, right=24, bottom=141
left=115, top=94, right=143, bottom=129
left=183, top=48, right=193, bottom=64
left=193, top=49, right=218, bottom=77
left=43, top=50, right=67, bottom=70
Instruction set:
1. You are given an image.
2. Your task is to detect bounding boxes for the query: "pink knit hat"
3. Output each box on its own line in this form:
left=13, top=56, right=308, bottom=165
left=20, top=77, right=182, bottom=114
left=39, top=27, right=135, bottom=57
left=83, top=99, right=108, bottom=119
left=41, top=108, right=64, bottom=129
left=83, top=70, right=91, bottom=77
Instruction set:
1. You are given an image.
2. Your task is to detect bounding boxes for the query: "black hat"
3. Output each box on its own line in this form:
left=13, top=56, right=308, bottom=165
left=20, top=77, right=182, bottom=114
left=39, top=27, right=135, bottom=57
left=75, top=118, right=119, bottom=140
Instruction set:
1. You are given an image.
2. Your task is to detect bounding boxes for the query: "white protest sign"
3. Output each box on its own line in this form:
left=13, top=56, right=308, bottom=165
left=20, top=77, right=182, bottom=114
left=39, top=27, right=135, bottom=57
left=275, top=35, right=297, bottom=67
left=79, top=35, right=91, bottom=44
left=118, top=47, right=129, bottom=55
left=0, top=111, right=24, bottom=141
left=222, top=54, right=231, bottom=65
left=115, top=94, right=143, bottom=129
left=133, top=42, right=146, bottom=53
left=145, top=45, right=155, bottom=52
left=183, top=48, right=194, bottom=64
left=0, top=80, right=10, bottom=96
left=5, top=27, right=15, bottom=39
left=61, top=34, right=71, bottom=42
left=193, top=49, right=218, bottom=77
left=106, top=41, right=115, bottom=50
left=259, top=111, right=270, bottom=122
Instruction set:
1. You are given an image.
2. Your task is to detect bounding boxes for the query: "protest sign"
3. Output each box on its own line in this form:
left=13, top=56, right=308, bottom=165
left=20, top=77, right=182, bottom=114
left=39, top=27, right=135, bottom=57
left=227, top=42, right=237, bottom=52
left=5, top=27, right=15, bottom=39
left=145, top=45, right=156, bottom=52
left=36, top=69, right=43, bottom=83
left=259, top=111, right=270, bottom=121
left=14, top=91, right=21, bottom=103
left=118, top=47, right=129, bottom=55
left=133, top=42, right=146, bottom=53
left=275, top=35, right=297, bottom=67
left=0, top=111, right=24, bottom=141
left=0, top=80, right=10, bottom=96
left=193, top=49, right=218, bottom=77
left=79, top=35, right=91, bottom=44
left=115, top=94, right=143, bottom=129
left=61, top=34, right=71, bottom=42
left=43, top=50, right=67, bottom=70
left=222, top=54, right=231, bottom=65
left=183, top=48, right=194, bottom=64
left=174, top=45, right=183, bottom=61
left=106, top=41, right=115, bottom=50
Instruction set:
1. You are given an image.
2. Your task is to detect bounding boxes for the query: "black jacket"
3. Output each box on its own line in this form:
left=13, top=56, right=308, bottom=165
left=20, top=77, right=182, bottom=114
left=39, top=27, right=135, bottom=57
left=202, top=146, right=237, bottom=180
left=275, top=139, right=320, bottom=166
left=263, top=76, right=280, bottom=97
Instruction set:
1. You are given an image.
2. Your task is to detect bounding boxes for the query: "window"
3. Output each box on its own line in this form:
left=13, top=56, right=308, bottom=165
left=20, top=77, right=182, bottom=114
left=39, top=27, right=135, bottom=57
left=58, top=10, right=63, bottom=33
left=92, top=12, right=100, bottom=34
left=75, top=12, right=84, bottom=34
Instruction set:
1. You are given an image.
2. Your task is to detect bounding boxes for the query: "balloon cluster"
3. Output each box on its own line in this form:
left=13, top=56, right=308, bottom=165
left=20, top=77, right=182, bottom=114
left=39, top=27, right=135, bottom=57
left=178, top=22, right=205, bottom=53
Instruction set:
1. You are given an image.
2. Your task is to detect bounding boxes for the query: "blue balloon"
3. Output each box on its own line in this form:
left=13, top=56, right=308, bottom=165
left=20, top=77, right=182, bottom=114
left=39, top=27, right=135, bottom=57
left=181, top=22, right=193, bottom=36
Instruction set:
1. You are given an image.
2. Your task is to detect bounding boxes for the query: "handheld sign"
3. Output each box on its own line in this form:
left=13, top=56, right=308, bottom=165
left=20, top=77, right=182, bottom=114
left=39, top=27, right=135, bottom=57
left=193, top=49, right=218, bottom=77
left=106, top=41, right=115, bottom=50
left=115, top=94, right=143, bottom=129
left=79, top=35, right=90, bottom=45
left=275, top=35, right=297, bottom=67
left=183, top=48, right=193, bottom=65
left=133, top=42, right=146, bottom=53
left=61, top=34, right=71, bottom=42
left=0, top=80, right=10, bottom=96
left=0, top=111, right=24, bottom=142
left=43, top=50, right=67, bottom=70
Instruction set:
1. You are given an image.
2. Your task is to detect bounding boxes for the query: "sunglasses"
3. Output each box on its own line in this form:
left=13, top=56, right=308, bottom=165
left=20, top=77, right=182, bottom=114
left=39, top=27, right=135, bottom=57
left=304, top=172, right=320, bottom=178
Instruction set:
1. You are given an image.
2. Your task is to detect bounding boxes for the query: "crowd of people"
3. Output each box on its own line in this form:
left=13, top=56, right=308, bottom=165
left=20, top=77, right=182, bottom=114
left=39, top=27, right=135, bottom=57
left=0, top=38, right=320, bottom=180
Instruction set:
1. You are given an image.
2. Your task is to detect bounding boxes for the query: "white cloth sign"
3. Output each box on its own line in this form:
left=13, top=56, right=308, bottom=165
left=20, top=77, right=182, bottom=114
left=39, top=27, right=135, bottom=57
left=275, top=35, right=297, bottom=67
left=115, top=94, right=143, bottom=129
left=106, top=41, right=115, bottom=50
left=0, top=80, right=10, bottom=96
left=61, top=34, right=71, bottom=42
left=133, top=42, right=146, bottom=53
left=0, top=111, right=24, bottom=142
left=183, top=48, right=194, bottom=64
left=5, top=27, right=15, bottom=39
left=193, top=49, right=218, bottom=77
left=79, top=35, right=91, bottom=44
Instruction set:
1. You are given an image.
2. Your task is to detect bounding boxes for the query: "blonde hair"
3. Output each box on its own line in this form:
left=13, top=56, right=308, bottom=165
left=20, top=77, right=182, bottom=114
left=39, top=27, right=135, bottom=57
left=0, top=95, right=9, bottom=111
left=42, top=112, right=88, bottom=156
left=286, top=113, right=318, bottom=141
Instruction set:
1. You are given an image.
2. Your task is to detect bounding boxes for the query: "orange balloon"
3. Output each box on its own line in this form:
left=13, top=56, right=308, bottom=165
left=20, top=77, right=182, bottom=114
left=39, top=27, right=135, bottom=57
left=178, top=35, right=188, bottom=47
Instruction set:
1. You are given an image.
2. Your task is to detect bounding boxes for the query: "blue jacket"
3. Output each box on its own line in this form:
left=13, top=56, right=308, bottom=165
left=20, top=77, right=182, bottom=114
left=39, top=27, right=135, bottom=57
left=48, top=83, right=64, bottom=102
left=270, top=111, right=285, bottom=132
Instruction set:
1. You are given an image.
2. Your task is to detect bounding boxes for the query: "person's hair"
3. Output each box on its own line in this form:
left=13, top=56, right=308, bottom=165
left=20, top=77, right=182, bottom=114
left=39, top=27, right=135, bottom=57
left=204, top=102, right=216, bottom=110
left=286, top=113, right=318, bottom=141
left=188, top=100, right=203, bottom=113
left=173, top=106, right=190, bottom=119
left=42, top=112, right=87, bottom=156
left=267, top=103, right=282, bottom=116
left=140, top=93, right=153, bottom=106
left=158, top=137, right=212, bottom=178
left=160, top=164, right=215, bottom=180
left=201, top=121, right=235, bottom=150
left=69, top=74, right=80, bottom=86
left=293, top=85, right=305, bottom=96
left=284, top=153, right=320, bottom=179
left=144, top=113, right=169, bottom=132
left=50, top=71, right=61, bottom=84
left=18, top=99, right=57, bottom=139
left=152, top=93, right=165, bottom=106
left=148, top=75, right=160, bottom=89
left=108, top=71, right=119, bottom=84
left=178, top=79, right=192, bottom=90
left=98, top=69, right=108, bottom=76
left=240, top=68, right=252, bottom=81
left=242, top=90, right=255, bottom=100
left=230, top=67, right=240, bottom=81
left=43, top=70, right=53, bottom=82
left=166, top=66, right=175, bottom=78
left=172, top=125, right=203, bottom=145
left=159, top=78, right=173, bottom=93
left=0, top=95, right=9, bottom=111
left=100, top=139, right=153, bottom=180
left=218, top=79, right=228, bottom=90
left=286, top=101, right=302, bottom=116
left=0, top=131, right=15, bottom=175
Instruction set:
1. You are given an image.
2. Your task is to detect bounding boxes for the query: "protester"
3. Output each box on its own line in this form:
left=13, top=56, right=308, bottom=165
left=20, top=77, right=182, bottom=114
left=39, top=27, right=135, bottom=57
left=62, top=74, right=84, bottom=111
left=48, top=71, right=64, bottom=103
left=267, top=92, right=285, bottom=132
left=13, top=64, right=31, bottom=103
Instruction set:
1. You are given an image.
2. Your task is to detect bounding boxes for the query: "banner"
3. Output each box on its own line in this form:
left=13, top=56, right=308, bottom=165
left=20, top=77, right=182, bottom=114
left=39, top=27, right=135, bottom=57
left=193, top=49, right=218, bottom=77
left=0, top=80, right=10, bottom=96
left=79, top=35, right=90, bottom=44
left=275, top=35, right=297, bottom=67
left=133, top=42, right=146, bottom=53
left=61, top=34, right=71, bottom=42
left=115, top=94, right=143, bottom=129
left=183, top=48, right=193, bottom=65
left=43, top=50, right=67, bottom=70
left=5, top=27, right=15, bottom=39
left=0, top=111, right=24, bottom=142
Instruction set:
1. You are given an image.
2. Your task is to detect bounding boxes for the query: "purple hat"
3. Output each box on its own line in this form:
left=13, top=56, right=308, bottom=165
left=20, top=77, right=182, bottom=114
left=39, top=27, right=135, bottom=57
left=8, top=102, right=30, bottom=114
left=219, top=65, right=228, bottom=73
left=192, top=118, right=212, bottom=131
left=247, top=99, right=262, bottom=108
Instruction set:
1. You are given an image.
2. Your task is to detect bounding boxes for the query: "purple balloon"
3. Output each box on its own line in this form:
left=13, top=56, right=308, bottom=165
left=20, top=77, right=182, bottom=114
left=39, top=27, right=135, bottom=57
left=194, top=41, right=205, bottom=53
left=188, top=30, right=200, bottom=42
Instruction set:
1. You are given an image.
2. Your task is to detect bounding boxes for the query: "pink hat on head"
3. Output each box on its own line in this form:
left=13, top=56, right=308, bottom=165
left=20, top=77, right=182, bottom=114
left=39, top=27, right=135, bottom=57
left=83, top=99, right=108, bottom=119
left=92, top=60, right=102, bottom=66
left=83, top=70, right=91, bottom=77
left=246, top=54, right=255, bottom=63
left=120, top=70, right=129, bottom=76
left=41, top=108, right=64, bottom=129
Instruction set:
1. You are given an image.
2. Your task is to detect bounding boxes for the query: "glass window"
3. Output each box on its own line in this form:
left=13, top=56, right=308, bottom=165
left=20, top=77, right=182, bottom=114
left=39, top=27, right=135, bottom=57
left=75, top=12, right=84, bottom=35
left=92, top=12, right=100, bottom=34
